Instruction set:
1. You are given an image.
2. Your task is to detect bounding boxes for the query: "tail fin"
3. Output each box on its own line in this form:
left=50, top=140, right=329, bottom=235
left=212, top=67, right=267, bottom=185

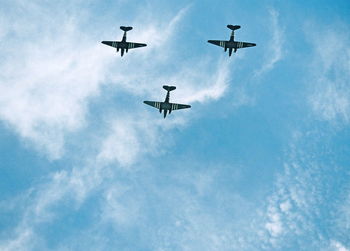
left=227, top=25, right=241, bottom=31
left=120, top=26, right=133, bottom=32
left=163, top=85, right=176, bottom=92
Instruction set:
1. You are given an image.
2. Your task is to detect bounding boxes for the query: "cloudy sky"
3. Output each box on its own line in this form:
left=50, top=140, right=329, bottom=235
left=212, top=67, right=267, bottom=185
left=0, top=0, right=350, bottom=250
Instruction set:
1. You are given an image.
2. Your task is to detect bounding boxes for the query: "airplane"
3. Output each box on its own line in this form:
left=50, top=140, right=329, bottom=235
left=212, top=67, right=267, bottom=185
left=208, top=25, right=256, bottom=56
left=101, top=26, right=147, bottom=57
left=144, top=85, right=191, bottom=118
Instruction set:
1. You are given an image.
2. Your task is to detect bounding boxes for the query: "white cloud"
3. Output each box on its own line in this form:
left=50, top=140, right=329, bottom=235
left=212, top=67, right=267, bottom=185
left=306, top=25, right=350, bottom=125
left=101, top=185, right=141, bottom=227
left=0, top=1, right=232, bottom=161
left=0, top=3, right=112, bottom=159
left=97, top=114, right=164, bottom=167
left=331, top=240, right=350, bottom=251
left=265, top=206, right=283, bottom=238
left=0, top=228, right=35, bottom=251
left=256, top=23, right=350, bottom=249
left=0, top=1, right=236, bottom=249
left=254, top=8, right=284, bottom=76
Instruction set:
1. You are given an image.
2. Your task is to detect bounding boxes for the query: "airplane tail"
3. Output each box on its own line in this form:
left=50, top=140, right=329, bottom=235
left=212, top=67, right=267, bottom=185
left=163, top=85, right=176, bottom=92
left=227, top=25, right=241, bottom=31
left=120, top=26, right=133, bottom=32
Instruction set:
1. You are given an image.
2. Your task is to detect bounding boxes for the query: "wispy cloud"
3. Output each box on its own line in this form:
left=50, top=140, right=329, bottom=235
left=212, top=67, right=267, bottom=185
left=331, top=240, right=350, bottom=251
left=0, top=1, right=227, bottom=160
left=8, top=3, right=350, bottom=251
left=257, top=127, right=350, bottom=250
left=306, top=24, right=350, bottom=126
left=254, top=8, right=284, bottom=76
left=0, top=1, right=235, bottom=250
left=0, top=2, right=113, bottom=159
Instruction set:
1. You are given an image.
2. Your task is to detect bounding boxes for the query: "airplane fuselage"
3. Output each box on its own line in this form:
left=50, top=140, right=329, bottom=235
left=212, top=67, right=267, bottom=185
left=152, top=91, right=180, bottom=118
left=117, top=32, right=128, bottom=56
left=117, top=42, right=128, bottom=49
left=158, top=91, right=173, bottom=118
left=114, top=31, right=135, bottom=56
left=219, top=41, right=246, bottom=49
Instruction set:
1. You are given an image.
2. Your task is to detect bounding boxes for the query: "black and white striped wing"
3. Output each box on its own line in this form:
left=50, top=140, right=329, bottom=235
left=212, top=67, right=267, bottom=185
left=170, top=103, right=191, bottom=111
left=236, top=41, right=256, bottom=49
left=144, top=101, right=162, bottom=109
left=101, top=41, right=120, bottom=48
left=208, top=40, right=226, bottom=48
left=126, top=42, right=147, bottom=49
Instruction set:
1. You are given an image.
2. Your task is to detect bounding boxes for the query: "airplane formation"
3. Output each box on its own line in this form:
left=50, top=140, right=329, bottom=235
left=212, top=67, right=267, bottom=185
left=102, top=25, right=256, bottom=118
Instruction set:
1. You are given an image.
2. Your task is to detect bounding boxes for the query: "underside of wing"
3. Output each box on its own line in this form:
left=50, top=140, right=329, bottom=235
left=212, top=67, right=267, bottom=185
left=101, top=41, right=120, bottom=48
left=144, top=101, right=162, bottom=109
left=208, top=40, right=226, bottom=48
left=170, top=103, right=191, bottom=111
left=236, top=41, right=256, bottom=49
left=127, top=42, right=147, bottom=49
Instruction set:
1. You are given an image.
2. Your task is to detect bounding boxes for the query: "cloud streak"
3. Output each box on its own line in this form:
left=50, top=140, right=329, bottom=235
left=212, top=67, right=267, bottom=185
left=255, top=8, right=284, bottom=76
left=306, top=24, right=350, bottom=126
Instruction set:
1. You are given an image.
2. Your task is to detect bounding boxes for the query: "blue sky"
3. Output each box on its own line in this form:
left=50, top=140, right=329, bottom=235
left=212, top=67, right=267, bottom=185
left=0, top=0, right=350, bottom=250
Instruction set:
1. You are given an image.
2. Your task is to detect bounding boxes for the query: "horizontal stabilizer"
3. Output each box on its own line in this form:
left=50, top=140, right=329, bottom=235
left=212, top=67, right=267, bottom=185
left=120, top=26, right=133, bottom=32
left=163, top=85, right=176, bottom=92
left=227, top=25, right=241, bottom=31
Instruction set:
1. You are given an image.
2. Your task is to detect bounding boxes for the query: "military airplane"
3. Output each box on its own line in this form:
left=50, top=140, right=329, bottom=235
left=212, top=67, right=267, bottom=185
left=144, top=86, right=191, bottom=118
left=208, top=25, right=256, bottom=56
left=101, top=26, right=147, bottom=57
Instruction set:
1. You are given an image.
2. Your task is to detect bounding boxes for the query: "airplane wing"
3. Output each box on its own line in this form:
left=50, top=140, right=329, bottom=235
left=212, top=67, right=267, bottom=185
left=126, top=42, right=147, bottom=49
left=208, top=40, right=226, bottom=48
left=144, top=101, right=162, bottom=109
left=101, top=41, right=120, bottom=48
left=101, top=41, right=147, bottom=49
left=170, top=103, right=191, bottom=110
left=236, top=41, right=256, bottom=49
